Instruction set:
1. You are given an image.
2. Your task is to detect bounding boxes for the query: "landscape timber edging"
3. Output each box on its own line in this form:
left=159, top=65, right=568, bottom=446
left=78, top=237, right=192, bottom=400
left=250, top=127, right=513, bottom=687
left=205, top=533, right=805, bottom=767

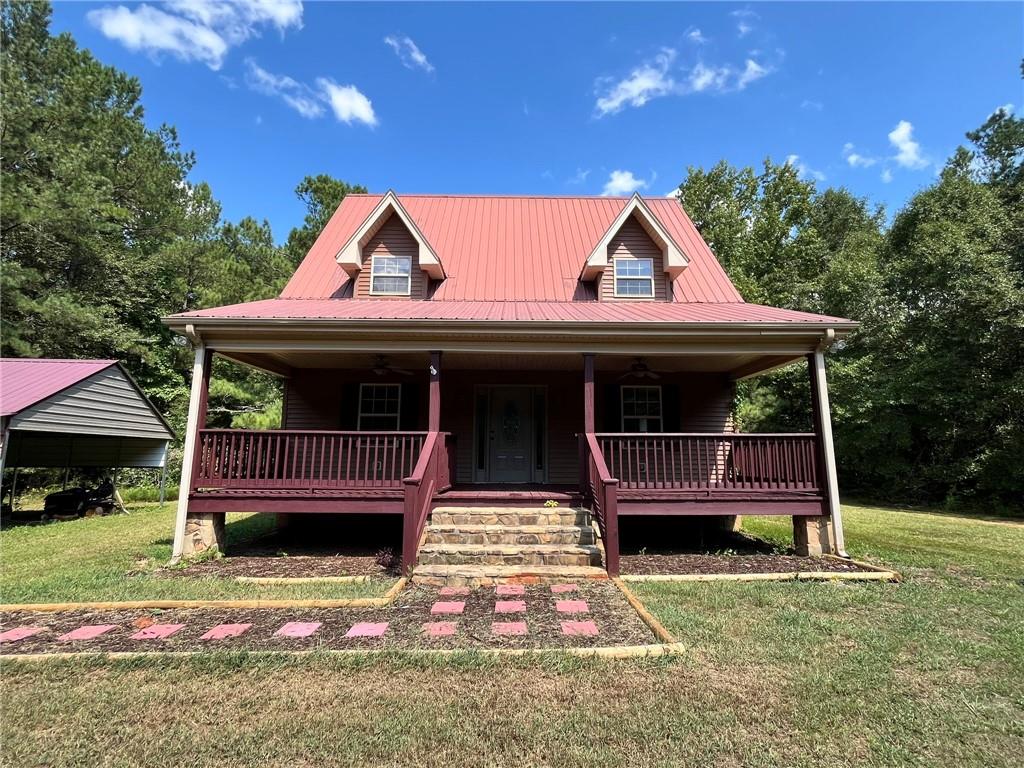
left=618, top=569, right=900, bottom=584
left=0, top=578, right=409, bottom=614
left=0, top=641, right=687, bottom=663
left=612, top=578, right=676, bottom=643
left=233, top=575, right=375, bottom=585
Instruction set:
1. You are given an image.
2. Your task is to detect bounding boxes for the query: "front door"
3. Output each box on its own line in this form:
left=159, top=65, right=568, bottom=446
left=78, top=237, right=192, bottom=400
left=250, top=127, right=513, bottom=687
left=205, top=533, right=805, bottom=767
left=487, top=387, right=533, bottom=483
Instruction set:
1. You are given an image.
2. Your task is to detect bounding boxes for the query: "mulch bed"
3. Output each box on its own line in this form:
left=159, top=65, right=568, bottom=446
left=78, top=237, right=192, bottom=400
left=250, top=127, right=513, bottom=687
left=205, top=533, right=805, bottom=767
left=157, top=549, right=399, bottom=579
left=619, top=552, right=877, bottom=576
left=0, top=583, right=656, bottom=655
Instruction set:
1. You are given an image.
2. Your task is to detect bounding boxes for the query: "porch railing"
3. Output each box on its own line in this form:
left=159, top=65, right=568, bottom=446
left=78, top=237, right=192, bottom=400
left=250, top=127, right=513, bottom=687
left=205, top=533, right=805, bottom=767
left=581, top=433, right=620, bottom=576
left=401, top=432, right=452, bottom=571
left=192, top=429, right=428, bottom=491
left=595, top=433, right=820, bottom=493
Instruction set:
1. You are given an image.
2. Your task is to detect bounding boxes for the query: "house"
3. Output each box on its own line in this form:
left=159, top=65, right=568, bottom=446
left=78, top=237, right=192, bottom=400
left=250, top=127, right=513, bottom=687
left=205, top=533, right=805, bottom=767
left=0, top=359, right=175, bottom=498
left=163, top=192, right=857, bottom=578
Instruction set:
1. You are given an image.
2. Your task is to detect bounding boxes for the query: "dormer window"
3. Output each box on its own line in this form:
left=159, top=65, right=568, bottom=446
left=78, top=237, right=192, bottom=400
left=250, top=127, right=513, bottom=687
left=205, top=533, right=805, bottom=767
left=614, top=258, right=655, bottom=298
left=370, top=255, right=412, bottom=295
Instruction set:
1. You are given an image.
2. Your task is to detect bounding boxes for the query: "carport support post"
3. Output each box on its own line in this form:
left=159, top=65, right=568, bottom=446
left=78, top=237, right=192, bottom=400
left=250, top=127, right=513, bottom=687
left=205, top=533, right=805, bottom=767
left=801, top=350, right=847, bottom=557
left=172, top=344, right=214, bottom=560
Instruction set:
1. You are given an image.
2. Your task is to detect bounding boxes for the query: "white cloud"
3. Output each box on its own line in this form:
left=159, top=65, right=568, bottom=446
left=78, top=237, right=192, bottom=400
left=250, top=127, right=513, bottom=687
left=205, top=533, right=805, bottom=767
left=731, top=9, right=757, bottom=38
left=384, top=34, right=434, bottom=73
left=245, top=59, right=323, bottom=118
left=736, top=59, right=768, bottom=89
left=686, top=27, right=707, bottom=44
left=317, top=79, right=377, bottom=126
left=888, top=120, right=928, bottom=169
left=991, top=103, right=1015, bottom=117
left=567, top=168, right=591, bottom=185
left=245, top=60, right=376, bottom=126
left=785, top=154, right=826, bottom=182
left=602, top=170, right=649, bottom=196
left=842, top=142, right=877, bottom=168
left=801, top=99, right=823, bottom=111
left=594, top=48, right=676, bottom=116
left=87, top=0, right=302, bottom=70
left=687, top=62, right=730, bottom=93
left=881, top=168, right=893, bottom=183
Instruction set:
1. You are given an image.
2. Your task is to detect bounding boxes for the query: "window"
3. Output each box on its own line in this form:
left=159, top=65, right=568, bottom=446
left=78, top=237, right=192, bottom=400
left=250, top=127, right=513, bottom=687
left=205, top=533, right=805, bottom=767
left=621, top=386, right=662, bottom=432
left=613, top=258, right=655, bottom=298
left=370, top=255, right=412, bottom=295
left=358, top=384, right=401, bottom=430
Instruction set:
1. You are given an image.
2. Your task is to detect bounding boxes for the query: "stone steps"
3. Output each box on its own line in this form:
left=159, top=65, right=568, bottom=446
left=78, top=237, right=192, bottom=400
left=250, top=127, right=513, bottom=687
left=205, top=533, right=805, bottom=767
left=414, top=504, right=604, bottom=584
left=417, top=542, right=602, bottom=567
left=424, top=523, right=595, bottom=546
left=413, top=563, right=609, bottom=588
left=430, top=506, right=590, bottom=527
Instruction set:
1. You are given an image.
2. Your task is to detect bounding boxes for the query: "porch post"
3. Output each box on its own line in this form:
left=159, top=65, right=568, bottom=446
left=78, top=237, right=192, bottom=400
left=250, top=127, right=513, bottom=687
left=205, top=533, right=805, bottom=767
left=805, top=350, right=847, bottom=557
left=580, top=353, right=596, bottom=492
left=428, top=351, right=441, bottom=432
left=172, top=344, right=215, bottom=560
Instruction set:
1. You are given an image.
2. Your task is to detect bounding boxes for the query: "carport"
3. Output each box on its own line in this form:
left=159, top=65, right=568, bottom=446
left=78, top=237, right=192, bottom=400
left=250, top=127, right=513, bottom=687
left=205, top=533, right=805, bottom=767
left=0, top=359, right=174, bottom=506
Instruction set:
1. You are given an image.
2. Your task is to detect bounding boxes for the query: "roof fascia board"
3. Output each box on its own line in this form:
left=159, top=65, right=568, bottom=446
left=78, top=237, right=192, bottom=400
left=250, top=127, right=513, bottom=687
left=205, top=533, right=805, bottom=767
left=335, top=191, right=445, bottom=279
left=580, top=193, right=689, bottom=280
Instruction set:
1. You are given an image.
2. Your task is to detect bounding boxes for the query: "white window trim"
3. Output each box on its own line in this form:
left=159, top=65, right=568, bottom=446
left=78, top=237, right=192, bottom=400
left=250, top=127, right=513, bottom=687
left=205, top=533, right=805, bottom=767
left=620, top=385, right=663, bottom=432
left=613, top=257, right=656, bottom=299
left=357, top=383, right=402, bottom=430
left=369, top=255, right=412, bottom=296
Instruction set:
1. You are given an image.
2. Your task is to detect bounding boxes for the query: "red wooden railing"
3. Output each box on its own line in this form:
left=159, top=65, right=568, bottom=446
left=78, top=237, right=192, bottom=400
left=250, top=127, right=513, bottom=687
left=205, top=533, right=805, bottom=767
left=401, top=432, right=452, bottom=571
left=595, top=433, right=820, bottom=492
left=192, top=429, right=428, bottom=491
left=582, top=433, right=620, bottom=576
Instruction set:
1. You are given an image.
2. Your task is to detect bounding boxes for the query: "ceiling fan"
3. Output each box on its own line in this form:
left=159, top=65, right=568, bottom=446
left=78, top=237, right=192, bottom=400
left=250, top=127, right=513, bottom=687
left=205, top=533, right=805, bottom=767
left=618, top=357, right=662, bottom=380
left=372, top=355, right=413, bottom=377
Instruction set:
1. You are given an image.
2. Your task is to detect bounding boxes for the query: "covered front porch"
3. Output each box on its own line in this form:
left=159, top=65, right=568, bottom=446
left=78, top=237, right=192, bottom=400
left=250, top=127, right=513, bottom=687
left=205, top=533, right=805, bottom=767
left=174, top=343, right=843, bottom=575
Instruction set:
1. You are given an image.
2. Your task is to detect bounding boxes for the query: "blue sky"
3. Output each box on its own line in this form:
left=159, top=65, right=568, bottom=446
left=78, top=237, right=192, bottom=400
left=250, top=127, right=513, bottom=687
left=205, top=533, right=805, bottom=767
left=53, top=1, right=1022, bottom=240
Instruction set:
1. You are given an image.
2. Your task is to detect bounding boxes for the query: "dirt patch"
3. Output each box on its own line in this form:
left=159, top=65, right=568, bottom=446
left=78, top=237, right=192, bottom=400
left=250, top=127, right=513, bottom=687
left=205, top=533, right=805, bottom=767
left=619, top=552, right=878, bottom=576
left=0, top=583, right=655, bottom=654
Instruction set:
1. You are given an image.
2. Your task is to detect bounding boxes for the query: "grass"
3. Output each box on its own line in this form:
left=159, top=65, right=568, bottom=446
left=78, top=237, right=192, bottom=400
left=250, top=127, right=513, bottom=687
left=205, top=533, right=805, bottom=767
left=0, top=503, right=395, bottom=603
left=2, top=502, right=1023, bottom=767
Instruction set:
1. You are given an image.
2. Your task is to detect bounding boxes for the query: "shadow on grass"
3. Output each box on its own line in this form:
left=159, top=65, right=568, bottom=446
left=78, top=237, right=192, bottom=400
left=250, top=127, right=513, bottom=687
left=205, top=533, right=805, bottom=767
left=619, top=516, right=784, bottom=556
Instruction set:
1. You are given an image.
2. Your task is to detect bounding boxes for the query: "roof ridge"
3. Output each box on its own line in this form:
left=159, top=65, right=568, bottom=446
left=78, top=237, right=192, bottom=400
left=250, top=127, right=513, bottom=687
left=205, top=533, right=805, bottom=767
left=345, top=193, right=673, bottom=201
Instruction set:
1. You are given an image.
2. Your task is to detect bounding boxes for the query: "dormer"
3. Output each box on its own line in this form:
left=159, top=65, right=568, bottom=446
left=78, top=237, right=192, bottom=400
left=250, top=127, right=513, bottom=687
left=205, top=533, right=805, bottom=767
left=579, top=193, right=688, bottom=301
left=336, top=191, right=444, bottom=298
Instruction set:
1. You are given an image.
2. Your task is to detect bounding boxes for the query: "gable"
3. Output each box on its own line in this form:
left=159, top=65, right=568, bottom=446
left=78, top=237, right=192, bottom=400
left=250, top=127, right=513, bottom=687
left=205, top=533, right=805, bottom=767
left=597, top=214, right=670, bottom=301
left=352, top=213, right=430, bottom=299
left=281, top=194, right=744, bottom=303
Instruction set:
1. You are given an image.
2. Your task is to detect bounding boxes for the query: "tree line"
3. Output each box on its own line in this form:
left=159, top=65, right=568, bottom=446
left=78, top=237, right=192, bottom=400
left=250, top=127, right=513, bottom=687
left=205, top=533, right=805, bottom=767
left=3, top=3, right=1021, bottom=510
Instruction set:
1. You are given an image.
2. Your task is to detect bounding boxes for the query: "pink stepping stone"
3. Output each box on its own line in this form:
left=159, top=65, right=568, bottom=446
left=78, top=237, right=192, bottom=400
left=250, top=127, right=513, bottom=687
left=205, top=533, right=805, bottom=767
left=550, top=584, right=578, bottom=594
left=561, top=620, right=599, bottom=636
left=431, top=601, right=465, bottom=615
left=422, top=621, right=457, bottom=637
left=59, top=625, right=118, bottom=641
left=439, top=586, right=470, bottom=596
left=0, top=626, right=45, bottom=643
left=495, top=600, right=527, bottom=613
left=130, top=623, right=184, bottom=640
left=274, top=621, right=321, bottom=638
left=201, top=623, right=251, bottom=640
left=345, top=622, right=389, bottom=638
left=492, top=621, right=528, bottom=636
left=496, top=584, right=525, bottom=596
left=555, top=599, right=589, bottom=614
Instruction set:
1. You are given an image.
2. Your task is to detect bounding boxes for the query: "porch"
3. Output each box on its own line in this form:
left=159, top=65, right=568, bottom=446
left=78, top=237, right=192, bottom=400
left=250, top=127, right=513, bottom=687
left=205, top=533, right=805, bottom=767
left=177, top=348, right=841, bottom=575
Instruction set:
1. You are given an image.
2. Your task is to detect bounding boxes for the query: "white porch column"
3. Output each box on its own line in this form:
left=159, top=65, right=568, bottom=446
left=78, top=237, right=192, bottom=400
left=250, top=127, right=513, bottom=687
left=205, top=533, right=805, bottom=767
left=171, top=342, right=210, bottom=560
left=809, top=349, right=848, bottom=556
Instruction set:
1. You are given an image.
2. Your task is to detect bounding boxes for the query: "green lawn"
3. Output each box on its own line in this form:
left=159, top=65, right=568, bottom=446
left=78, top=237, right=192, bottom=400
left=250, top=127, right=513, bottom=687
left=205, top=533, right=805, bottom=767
left=2, top=502, right=1022, bottom=767
left=0, top=503, right=395, bottom=603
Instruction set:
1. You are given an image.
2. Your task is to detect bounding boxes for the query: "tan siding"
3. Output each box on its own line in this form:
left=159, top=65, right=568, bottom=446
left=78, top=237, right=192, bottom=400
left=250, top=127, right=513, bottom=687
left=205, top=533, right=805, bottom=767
left=353, top=213, right=429, bottom=299
left=599, top=214, right=670, bottom=302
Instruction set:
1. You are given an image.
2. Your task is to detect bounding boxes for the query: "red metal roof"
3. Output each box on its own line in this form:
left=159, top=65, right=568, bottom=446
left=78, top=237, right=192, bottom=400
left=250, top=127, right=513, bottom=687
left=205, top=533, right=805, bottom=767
left=281, top=194, right=744, bottom=303
left=0, top=359, right=116, bottom=417
left=171, top=299, right=853, bottom=325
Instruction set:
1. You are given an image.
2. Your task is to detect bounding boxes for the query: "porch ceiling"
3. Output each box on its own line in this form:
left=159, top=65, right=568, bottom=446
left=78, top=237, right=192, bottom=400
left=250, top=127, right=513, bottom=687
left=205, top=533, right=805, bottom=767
left=218, top=349, right=805, bottom=378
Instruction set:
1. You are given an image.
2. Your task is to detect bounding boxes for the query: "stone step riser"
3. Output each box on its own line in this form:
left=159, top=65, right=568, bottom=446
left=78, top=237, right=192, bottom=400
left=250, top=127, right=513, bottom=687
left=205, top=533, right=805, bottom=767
left=431, top=511, right=590, bottom=527
left=424, top=529, right=594, bottom=546
left=418, top=549, right=601, bottom=568
left=413, top=573, right=609, bottom=587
